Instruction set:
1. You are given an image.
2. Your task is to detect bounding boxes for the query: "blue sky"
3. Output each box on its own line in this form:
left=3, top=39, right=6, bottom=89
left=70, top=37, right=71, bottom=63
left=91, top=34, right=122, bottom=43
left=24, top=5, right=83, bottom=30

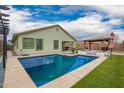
left=12, top=5, right=109, bottom=22
left=8, top=5, right=124, bottom=42
left=12, top=5, right=87, bottom=21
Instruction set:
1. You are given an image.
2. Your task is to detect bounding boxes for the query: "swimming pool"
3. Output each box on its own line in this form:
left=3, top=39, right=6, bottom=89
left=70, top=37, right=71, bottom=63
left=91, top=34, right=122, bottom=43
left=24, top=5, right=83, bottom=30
left=19, top=54, right=97, bottom=87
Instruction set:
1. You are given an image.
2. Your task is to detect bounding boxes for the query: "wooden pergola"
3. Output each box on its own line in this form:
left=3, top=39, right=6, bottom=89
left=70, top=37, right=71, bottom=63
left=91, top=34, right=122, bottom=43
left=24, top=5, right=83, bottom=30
left=0, top=6, right=10, bottom=68
left=83, top=36, right=110, bottom=50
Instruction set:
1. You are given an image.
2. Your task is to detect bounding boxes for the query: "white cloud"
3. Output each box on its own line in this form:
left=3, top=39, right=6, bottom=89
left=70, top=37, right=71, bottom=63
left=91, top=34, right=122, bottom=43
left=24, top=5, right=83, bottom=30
left=57, top=5, right=124, bottom=19
left=94, top=5, right=124, bottom=18
left=58, top=13, right=123, bottom=42
left=8, top=7, right=52, bottom=39
left=56, top=5, right=92, bottom=15
left=56, top=6, right=83, bottom=15
left=8, top=6, right=124, bottom=43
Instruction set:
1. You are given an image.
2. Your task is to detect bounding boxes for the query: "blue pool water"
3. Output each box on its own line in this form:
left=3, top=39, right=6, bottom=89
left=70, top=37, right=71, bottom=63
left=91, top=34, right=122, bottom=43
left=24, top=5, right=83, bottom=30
left=19, top=54, right=97, bottom=87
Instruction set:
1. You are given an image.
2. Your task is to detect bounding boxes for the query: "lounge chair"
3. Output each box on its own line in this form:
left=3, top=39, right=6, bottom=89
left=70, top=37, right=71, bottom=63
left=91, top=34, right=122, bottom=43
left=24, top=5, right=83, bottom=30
left=86, top=50, right=97, bottom=55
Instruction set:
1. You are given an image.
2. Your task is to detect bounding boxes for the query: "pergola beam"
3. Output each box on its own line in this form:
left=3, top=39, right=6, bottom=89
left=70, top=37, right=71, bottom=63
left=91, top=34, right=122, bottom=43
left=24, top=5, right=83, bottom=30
left=0, top=6, right=10, bottom=10
left=3, top=18, right=9, bottom=21
left=1, top=13, right=10, bottom=17
left=0, top=22, right=9, bottom=25
left=0, top=6, right=10, bottom=68
left=84, top=38, right=110, bottom=42
left=0, top=25, right=9, bottom=28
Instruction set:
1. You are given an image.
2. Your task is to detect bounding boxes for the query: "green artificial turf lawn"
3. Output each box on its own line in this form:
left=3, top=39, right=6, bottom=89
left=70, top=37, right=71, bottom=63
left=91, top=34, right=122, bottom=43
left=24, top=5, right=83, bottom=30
left=72, top=55, right=124, bottom=88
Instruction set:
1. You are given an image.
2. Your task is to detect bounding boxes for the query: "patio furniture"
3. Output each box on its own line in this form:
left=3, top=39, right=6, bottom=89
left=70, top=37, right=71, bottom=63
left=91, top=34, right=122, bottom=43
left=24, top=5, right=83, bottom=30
left=86, top=50, right=97, bottom=55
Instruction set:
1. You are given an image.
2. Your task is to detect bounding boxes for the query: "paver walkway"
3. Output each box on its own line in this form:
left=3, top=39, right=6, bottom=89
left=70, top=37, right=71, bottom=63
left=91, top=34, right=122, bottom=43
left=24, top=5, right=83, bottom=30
left=0, top=51, right=12, bottom=88
left=7, top=51, right=13, bottom=57
left=112, top=52, right=124, bottom=56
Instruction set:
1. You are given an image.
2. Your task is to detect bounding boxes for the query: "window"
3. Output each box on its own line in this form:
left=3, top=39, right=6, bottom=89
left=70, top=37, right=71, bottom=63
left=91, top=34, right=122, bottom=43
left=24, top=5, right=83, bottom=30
left=23, top=38, right=34, bottom=49
left=36, top=39, right=43, bottom=50
left=54, top=40, right=59, bottom=50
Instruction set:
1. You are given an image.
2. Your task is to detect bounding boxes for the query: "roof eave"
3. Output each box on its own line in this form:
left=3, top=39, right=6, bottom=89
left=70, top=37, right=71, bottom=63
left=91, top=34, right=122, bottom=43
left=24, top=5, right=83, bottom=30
left=11, top=24, right=77, bottom=42
left=83, top=38, right=110, bottom=42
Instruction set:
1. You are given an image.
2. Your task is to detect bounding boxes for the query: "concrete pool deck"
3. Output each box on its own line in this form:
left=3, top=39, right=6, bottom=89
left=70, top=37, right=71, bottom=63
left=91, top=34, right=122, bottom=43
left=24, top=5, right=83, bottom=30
left=3, top=52, right=107, bottom=88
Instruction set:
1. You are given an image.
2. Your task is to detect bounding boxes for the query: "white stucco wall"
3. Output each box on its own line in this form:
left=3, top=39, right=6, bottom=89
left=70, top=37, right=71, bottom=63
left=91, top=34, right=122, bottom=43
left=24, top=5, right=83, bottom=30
left=14, top=26, right=76, bottom=55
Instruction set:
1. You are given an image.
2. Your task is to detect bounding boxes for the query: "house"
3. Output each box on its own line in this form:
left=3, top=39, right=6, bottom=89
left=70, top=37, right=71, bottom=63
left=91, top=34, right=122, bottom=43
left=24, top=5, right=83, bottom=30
left=12, top=25, right=76, bottom=55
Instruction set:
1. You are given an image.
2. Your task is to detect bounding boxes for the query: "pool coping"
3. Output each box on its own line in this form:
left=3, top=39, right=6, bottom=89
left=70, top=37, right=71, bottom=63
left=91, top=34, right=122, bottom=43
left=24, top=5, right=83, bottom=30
left=3, top=53, right=107, bottom=88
